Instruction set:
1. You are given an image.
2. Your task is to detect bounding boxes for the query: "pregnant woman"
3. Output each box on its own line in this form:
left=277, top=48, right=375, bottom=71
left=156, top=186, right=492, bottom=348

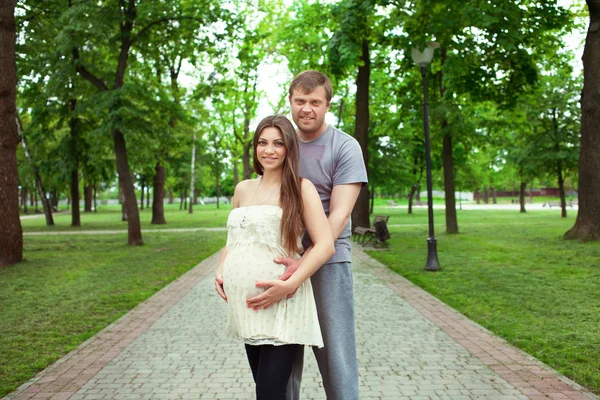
left=214, top=115, right=334, bottom=400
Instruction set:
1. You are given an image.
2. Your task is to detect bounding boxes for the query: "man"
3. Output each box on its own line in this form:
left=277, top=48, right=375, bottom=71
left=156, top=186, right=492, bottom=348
left=273, top=70, right=367, bottom=399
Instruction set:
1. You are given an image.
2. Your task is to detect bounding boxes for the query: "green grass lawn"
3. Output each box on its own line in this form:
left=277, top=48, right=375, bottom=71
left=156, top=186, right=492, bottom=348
left=21, top=201, right=574, bottom=232
left=8, top=205, right=600, bottom=395
left=20, top=203, right=233, bottom=232
left=0, top=230, right=226, bottom=397
left=366, top=211, right=600, bottom=394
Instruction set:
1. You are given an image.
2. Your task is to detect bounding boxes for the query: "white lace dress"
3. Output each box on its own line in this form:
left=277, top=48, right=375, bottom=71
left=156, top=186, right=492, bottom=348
left=222, top=205, right=323, bottom=347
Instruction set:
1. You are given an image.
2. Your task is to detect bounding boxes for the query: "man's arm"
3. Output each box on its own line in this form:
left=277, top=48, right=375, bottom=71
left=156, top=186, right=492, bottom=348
left=275, top=182, right=363, bottom=280
left=327, top=182, right=363, bottom=240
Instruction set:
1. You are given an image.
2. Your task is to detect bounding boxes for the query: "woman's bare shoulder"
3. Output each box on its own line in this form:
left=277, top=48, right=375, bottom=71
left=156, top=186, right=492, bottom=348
left=235, top=178, right=259, bottom=196
left=300, top=178, right=318, bottom=198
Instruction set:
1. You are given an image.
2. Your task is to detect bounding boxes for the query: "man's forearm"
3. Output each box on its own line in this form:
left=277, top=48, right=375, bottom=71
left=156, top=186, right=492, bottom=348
left=328, top=210, right=351, bottom=241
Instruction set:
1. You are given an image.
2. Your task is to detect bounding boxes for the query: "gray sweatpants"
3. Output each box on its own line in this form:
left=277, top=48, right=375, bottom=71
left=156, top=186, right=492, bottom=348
left=286, top=261, right=359, bottom=400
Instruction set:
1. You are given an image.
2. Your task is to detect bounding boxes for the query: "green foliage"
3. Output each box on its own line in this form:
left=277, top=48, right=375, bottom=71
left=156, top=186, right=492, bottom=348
left=14, top=0, right=584, bottom=227
left=276, top=1, right=336, bottom=75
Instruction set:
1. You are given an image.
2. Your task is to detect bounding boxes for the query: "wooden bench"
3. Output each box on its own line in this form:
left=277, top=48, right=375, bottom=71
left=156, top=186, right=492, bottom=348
left=352, top=215, right=391, bottom=247
left=386, top=200, right=398, bottom=206
left=543, top=201, right=574, bottom=208
left=412, top=200, right=427, bottom=206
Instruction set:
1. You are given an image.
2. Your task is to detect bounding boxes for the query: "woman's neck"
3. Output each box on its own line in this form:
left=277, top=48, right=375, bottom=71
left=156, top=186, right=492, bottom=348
left=260, top=170, right=282, bottom=186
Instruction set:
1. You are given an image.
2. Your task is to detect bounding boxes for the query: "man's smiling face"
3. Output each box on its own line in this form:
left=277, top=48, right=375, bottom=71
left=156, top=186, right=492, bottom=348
left=289, top=85, right=330, bottom=139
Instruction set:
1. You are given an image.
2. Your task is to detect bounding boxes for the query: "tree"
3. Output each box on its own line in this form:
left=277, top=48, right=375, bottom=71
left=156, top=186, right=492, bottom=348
left=528, top=64, right=580, bottom=218
left=329, top=0, right=379, bottom=229
left=565, top=0, right=600, bottom=241
left=0, top=0, right=23, bottom=267
left=66, top=0, right=222, bottom=244
left=16, top=116, right=54, bottom=225
left=207, top=2, right=279, bottom=181
left=399, top=0, right=570, bottom=233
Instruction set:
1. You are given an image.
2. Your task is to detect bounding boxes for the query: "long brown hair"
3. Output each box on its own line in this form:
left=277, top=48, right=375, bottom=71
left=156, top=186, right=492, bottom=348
left=253, top=115, right=303, bottom=255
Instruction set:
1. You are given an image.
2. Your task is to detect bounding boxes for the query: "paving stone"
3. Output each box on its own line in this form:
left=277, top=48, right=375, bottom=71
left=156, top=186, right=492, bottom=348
left=5, top=248, right=598, bottom=400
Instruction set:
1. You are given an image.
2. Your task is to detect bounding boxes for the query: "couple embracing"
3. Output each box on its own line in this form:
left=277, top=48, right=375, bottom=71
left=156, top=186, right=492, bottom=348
left=215, top=70, right=368, bottom=400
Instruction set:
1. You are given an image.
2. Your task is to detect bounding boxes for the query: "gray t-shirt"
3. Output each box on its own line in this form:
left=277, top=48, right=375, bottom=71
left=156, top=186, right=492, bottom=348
left=299, top=125, right=368, bottom=264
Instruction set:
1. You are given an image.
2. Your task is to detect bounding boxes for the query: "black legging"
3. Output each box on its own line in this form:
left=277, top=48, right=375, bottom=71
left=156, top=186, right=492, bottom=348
left=245, top=344, right=301, bottom=400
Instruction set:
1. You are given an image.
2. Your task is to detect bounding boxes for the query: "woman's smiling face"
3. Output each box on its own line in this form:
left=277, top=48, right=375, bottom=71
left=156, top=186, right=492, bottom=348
left=256, top=126, right=287, bottom=172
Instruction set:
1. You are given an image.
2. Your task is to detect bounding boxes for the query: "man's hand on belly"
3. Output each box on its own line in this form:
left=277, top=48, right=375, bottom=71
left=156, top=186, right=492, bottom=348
left=274, top=257, right=301, bottom=299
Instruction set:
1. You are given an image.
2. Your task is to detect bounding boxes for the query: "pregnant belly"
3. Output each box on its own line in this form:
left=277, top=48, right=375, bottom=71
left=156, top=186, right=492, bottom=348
left=222, top=244, right=285, bottom=296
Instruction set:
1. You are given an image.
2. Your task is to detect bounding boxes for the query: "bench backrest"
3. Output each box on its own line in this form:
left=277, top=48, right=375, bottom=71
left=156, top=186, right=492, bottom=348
left=373, top=215, right=389, bottom=224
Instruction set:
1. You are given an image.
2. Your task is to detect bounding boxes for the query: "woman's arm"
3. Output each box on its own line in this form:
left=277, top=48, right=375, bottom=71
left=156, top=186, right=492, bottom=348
left=214, top=181, right=246, bottom=302
left=214, top=247, right=228, bottom=301
left=246, top=179, right=334, bottom=310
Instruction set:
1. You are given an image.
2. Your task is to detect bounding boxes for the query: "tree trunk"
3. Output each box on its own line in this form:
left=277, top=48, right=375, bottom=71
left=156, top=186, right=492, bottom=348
left=369, top=184, right=375, bottom=215
left=439, top=48, right=459, bottom=234
left=492, top=187, right=497, bottom=204
left=0, top=0, right=23, bottom=268
left=408, top=183, right=419, bottom=215
left=233, top=161, right=239, bottom=188
left=34, top=190, right=38, bottom=212
left=179, top=189, right=184, bottom=210
left=189, top=133, right=196, bottom=214
left=519, top=181, right=527, bottom=213
left=52, top=190, right=59, bottom=209
left=243, top=142, right=252, bottom=180
left=22, top=187, right=28, bottom=214
left=442, top=132, right=459, bottom=233
left=565, top=0, right=600, bottom=241
left=17, top=116, right=54, bottom=225
left=558, top=162, right=567, bottom=218
left=168, top=188, right=174, bottom=204
left=93, top=185, right=97, bottom=213
left=71, top=171, right=80, bottom=226
left=140, top=177, right=145, bottom=210
left=555, top=115, right=567, bottom=218
left=216, top=173, right=221, bottom=209
left=113, top=129, right=142, bottom=245
left=69, top=90, right=80, bottom=225
left=84, top=185, right=93, bottom=212
left=146, top=185, right=149, bottom=209
left=151, top=161, right=166, bottom=224
left=483, top=185, right=489, bottom=204
left=0, top=0, right=23, bottom=267
left=183, top=188, right=188, bottom=210
left=351, top=39, right=371, bottom=230
left=119, top=182, right=127, bottom=221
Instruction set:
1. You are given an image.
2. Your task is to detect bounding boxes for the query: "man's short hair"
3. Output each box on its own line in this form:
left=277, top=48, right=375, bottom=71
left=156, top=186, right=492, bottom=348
left=288, top=70, right=333, bottom=103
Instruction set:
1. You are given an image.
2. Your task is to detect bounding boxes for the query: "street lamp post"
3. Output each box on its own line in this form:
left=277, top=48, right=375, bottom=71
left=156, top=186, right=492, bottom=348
left=411, top=43, right=441, bottom=272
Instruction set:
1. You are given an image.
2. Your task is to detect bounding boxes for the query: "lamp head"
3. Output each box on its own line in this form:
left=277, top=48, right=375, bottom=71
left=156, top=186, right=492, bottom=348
left=411, top=42, right=440, bottom=67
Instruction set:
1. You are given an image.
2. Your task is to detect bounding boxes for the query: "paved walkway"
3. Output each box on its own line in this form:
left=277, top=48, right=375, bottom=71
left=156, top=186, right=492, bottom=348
left=5, top=249, right=597, bottom=400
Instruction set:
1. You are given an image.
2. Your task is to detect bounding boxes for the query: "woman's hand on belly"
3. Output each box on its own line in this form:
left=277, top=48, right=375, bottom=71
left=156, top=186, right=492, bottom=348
left=245, top=279, right=298, bottom=310
left=215, top=270, right=227, bottom=302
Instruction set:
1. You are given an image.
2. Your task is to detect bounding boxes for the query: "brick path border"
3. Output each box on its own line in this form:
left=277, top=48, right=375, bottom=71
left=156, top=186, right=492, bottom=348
left=3, top=252, right=221, bottom=400
left=355, top=248, right=598, bottom=400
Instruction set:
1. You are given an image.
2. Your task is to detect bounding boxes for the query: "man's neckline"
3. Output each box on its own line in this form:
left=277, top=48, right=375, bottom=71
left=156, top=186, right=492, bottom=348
left=298, top=124, right=330, bottom=143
